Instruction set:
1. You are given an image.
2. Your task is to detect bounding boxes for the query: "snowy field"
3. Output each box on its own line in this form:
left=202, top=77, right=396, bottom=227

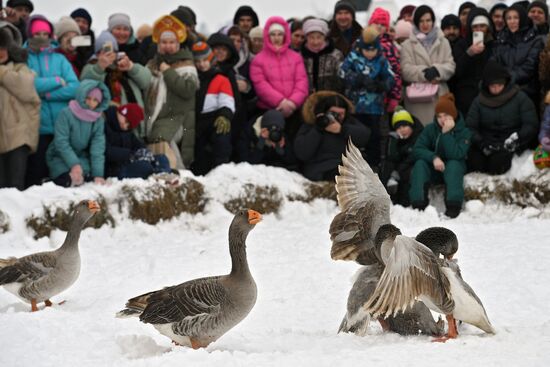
left=0, top=163, right=549, bottom=367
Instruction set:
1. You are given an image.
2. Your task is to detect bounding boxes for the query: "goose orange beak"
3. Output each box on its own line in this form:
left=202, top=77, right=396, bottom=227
left=87, top=200, right=101, bottom=214
left=248, top=209, right=262, bottom=225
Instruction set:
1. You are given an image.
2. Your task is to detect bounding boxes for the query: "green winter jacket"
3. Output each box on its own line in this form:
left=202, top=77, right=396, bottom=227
left=145, top=50, right=199, bottom=167
left=46, top=80, right=110, bottom=179
left=413, top=114, right=472, bottom=164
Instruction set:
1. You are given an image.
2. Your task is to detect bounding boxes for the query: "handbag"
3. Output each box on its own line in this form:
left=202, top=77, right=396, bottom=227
left=147, top=141, right=177, bottom=169
left=406, top=82, right=439, bottom=103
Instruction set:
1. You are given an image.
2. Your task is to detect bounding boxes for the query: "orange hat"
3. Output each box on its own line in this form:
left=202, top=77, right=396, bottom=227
left=435, top=93, right=457, bottom=119
left=152, top=15, right=186, bottom=44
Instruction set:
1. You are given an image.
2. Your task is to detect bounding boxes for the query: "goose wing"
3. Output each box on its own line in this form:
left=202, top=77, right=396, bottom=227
left=127, top=277, right=226, bottom=331
left=363, top=235, right=454, bottom=318
left=0, top=253, right=57, bottom=285
left=330, top=140, right=391, bottom=263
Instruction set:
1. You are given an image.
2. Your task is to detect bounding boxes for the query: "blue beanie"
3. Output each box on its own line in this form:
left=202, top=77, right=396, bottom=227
left=94, top=30, right=118, bottom=54
left=70, top=8, right=92, bottom=27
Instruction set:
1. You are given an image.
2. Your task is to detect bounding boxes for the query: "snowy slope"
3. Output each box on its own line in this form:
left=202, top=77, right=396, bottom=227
left=0, top=164, right=549, bottom=367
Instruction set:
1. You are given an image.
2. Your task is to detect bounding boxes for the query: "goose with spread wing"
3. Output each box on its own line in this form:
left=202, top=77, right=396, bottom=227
left=116, top=209, right=262, bottom=349
left=364, top=224, right=495, bottom=342
left=0, top=200, right=100, bottom=312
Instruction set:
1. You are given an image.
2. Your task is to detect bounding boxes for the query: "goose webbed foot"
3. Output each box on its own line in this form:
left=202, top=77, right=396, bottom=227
left=190, top=338, right=208, bottom=349
left=432, top=314, right=458, bottom=343
left=31, top=299, right=38, bottom=312
left=44, top=299, right=52, bottom=307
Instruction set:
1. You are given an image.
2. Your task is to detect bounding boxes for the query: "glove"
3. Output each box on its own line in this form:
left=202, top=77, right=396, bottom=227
left=131, top=148, right=155, bottom=163
left=363, top=77, right=382, bottom=92
left=423, top=67, right=440, bottom=82
left=503, top=132, right=519, bottom=152
left=214, top=116, right=231, bottom=135
left=386, top=171, right=400, bottom=195
left=481, top=143, right=501, bottom=156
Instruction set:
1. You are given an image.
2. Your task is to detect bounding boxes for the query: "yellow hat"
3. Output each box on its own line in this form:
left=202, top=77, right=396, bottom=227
left=152, top=15, right=187, bottom=44
left=391, top=106, right=414, bottom=129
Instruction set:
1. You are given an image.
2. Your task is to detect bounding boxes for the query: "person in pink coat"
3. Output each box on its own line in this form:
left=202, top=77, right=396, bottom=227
left=250, top=16, right=309, bottom=140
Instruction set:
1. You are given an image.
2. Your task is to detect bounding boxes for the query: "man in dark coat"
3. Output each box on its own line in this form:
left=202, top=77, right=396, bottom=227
left=3, top=0, right=33, bottom=41
left=70, top=8, right=95, bottom=67
left=527, top=1, right=549, bottom=36
left=328, top=0, right=363, bottom=56
left=233, top=5, right=259, bottom=36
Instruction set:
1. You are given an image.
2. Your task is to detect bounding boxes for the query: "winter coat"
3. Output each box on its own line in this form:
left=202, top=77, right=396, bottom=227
left=46, top=80, right=110, bottom=179
left=413, top=114, right=471, bottom=164
left=294, top=91, right=370, bottom=181
left=491, top=26, right=544, bottom=102
left=379, top=33, right=402, bottom=111
left=382, top=121, right=424, bottom=178
left=250, top=16, right=309, bottom=111
left=80, top=60, right=151, bottom=137
left=54, top=48, right=87, bottom=78
left=466, top=82, right=539, bottom=151
left=401, top=28, right=456, bottom=125
left=196, top=68, right=235, bottom=137
left=340, top=48, right=394, bottom=116
left=118, top=36, right=147, bottom=66
left=451, top=8, right=496, bottom=117
left=145, top=49, right=199, bottom=167
left=328, top=19, right=363, bottom=56
left=0, top=59, right=41, bottom=154
left=301, top=40, right=344, bottom=94
left=103, top=106, right=146, bottom=177
left=540, top=105, right=550, bottom=151
left=26, top=42, right=79, bottom=135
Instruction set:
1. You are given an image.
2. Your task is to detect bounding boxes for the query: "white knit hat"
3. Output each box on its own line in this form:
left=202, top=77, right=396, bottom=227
left=471, top=15, right=490, bottom=27
left=55, top=16, right=81, bottom=40
left=269, top=23, right=285, bottom=34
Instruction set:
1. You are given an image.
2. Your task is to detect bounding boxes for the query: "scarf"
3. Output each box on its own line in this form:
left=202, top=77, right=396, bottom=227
left=69, top=100, right=102, bottom=122
left=414, top=26, right=438, bottom=51
left=28, top=37, right=51, bottom=53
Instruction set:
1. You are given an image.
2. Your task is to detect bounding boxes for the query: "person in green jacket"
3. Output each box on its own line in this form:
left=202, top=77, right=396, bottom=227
left=46, top=80, right=110, bottom=187
left=409, top=93, right=472, bottom=218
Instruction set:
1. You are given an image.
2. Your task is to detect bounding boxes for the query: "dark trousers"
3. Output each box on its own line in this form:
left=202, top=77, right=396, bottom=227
left=192, top=123, right=232, bottom=176
left=0, top=145, right=30, bottom=191
left=118, top=155, right=170, bottom=179
left=467, top=145, right=513, bottom=175
left=356, top=114, right=381, bottom=169
left=25, top=134, right=53, bottom=188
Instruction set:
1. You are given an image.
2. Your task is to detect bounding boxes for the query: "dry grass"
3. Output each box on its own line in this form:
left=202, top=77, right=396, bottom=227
left=0, top=210, right=9, bottom=234
left=224, top=184, right=283, bottom=214
left=288, top=181, right=337, bottom=203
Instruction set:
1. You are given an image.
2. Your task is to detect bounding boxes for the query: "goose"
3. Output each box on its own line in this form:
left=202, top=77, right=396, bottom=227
left=339, top=226, right=458, bottom=336
left=364, top=224, right=495, bottom=342
left=331, top=140, right=445, bottom=335
left=0, top=200, right=100, bottom=312
left=116, top=209, right=262, bottom=349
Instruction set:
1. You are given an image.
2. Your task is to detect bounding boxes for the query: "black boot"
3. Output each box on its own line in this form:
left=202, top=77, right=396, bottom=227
left=445, top=201, right=462, bottom=218
left=411, top=200, right=428, bottom=211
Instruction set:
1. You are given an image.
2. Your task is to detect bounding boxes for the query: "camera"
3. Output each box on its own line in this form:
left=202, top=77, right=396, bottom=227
left=316, top=111, right=339, bottom=129
left=267, top=125, right=283, bottom=143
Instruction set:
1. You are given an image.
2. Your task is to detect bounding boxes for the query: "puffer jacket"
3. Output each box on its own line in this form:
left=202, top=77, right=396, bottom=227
left=0, top=56, right=41, bottom=154
left=250, top=16, right=309, bottom=110
left=301, top=40, right=344, bottom=94
left=46, top=80, right=110, bottom=179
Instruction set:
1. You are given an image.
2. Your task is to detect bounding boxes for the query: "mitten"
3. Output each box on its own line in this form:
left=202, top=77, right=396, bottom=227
left=503, top=132, right=519, bottom=152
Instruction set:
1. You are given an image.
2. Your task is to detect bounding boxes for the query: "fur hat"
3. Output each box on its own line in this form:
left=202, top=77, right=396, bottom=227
left=55, top=16, right=81, bottom=40
left=368, top=7, right=391, bottom=29
left=191, top=41, right=213, bottom=61
left=117, top=103, right=144, bottom=130
left=70, top=8, right=92, bottom=27
left=435, top=93, right=458, bottom=119
left=152, top=15, right=186, bottom=44
left=391, top=106, right=415, bottom=129
left=334, top=0, right=356, bottom=19
left=357, top=25, right=380, bottom=50
left=0, top=28, right=13, bottom=49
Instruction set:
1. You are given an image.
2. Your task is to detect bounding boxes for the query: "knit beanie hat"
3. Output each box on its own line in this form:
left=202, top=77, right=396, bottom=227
left=152, top=15, right=187, bottom=44
left=191, top=41, right=213, bottom=61
left=441, top=14, right=461, bottom=30
left=94, top=30, right=119, bottom=54
left=249, top=26, right=263, bottom=39
left=528, top=1, right=549, bottom=21
left=171, top=6, right=197, bottom=27
left=6, top=0, right=33, bottom=12
left=368, top=7, right=391, bottom=29
left=30, top=19, right=52, bottom=36
left=87, top=87, right=103, bottom=103
left=261, top=109, right=286, bottom=129
left=399, top=5, right=416, bottom=20
left=357, top=25, right=380, bottom=50
left=395, top=20, right=413, bottom=39
left=482, top=60, right=510, bottom=87
left=108, top=13, right=132, bottom=32
left=70, top=8, right=92, bottom=27
left=334, top=0, right=356, bottom=19
left=391, top=106, right=415, bottom=129
left=269, top=23, right=285, bottom=34
left=435, top=93, right=458, bottom=119
left=302, top=19, right=329, bottom=36
left=117, top=103, right=144, bottom=130
left=459, top=2, right=476, bottom=15
left=55, top=16, right=81, bottom=40
left=233, top=5, right=260, bottom=28
left=413, top=5, right=436, bottom=29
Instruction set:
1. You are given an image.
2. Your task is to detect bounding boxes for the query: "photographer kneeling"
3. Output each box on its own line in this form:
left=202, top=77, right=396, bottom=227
left=238, top=109, right=298, bottom=170
left=294, top=91, right=370, bottom=181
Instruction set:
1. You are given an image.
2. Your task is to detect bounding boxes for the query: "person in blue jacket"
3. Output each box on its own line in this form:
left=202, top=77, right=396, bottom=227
left=24, top=14, right=79, bottom=187
left=46, top=80, right=109, bottom=187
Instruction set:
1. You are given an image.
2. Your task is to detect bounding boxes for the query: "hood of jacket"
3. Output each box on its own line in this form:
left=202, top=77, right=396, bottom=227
left=301, top=91, right=354, bottom=125
left=74, top=79, right=111, bottom=113
left=464, top=7, right=495, bottom=45
left=0, top=20, right=23, bottom=46
left=207, top=32, right=239, bottom=68
left=263, top=16, right=291, bottom=54
left=25, top=14, right=55, bottom=40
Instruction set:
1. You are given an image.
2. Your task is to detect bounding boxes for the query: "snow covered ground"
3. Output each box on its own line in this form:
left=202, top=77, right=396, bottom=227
left=0, top=164, right=549, bottom=366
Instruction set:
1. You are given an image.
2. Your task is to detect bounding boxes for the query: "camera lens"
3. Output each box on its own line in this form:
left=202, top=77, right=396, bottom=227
left=268, top=126, right=282, bottom=143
